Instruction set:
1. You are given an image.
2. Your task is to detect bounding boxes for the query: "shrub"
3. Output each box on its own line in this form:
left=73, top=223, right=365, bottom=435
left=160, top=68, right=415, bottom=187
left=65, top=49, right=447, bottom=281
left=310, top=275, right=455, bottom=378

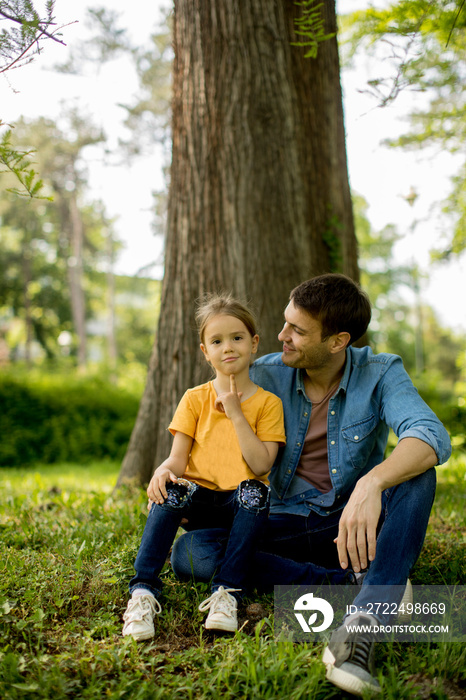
left=0, top=374, right=140, bottom=467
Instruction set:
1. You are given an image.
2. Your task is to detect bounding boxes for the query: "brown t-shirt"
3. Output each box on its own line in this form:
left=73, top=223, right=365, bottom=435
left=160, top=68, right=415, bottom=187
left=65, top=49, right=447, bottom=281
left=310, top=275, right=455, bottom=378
left=295, top=385, right=338, bottom=493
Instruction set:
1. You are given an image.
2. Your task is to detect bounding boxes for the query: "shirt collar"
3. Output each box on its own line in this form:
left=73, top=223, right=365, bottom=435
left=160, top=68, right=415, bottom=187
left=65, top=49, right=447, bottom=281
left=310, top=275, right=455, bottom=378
left=339, top=348, right=352, bottom=393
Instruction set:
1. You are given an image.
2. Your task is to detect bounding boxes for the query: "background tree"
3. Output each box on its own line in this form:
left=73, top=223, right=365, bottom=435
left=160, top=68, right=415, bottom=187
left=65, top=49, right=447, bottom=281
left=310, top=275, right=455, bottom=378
left=354, top=192, right=465, bottom=394
left=341, top=0, right=466, bottom=260
left=10, top=113, right=106, bottom=367
left=117, top=0, right=360, bottom=487
left=0, top=113, right=121, bottom=364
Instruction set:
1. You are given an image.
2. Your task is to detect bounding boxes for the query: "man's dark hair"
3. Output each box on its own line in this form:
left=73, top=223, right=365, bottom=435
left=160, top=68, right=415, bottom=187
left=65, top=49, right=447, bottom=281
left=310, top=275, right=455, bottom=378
left=290, top=273, right=371, bottom=345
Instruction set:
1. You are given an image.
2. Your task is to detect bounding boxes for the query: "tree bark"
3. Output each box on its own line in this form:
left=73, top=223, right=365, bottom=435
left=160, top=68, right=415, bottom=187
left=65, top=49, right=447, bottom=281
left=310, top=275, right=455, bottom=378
left=68, top=192, right=87, bottom=369
left=22, top=239, right=33, bottom=365
left=117, top=0, right=359, bottom=487
left=107, top=229, right=117, bottom=378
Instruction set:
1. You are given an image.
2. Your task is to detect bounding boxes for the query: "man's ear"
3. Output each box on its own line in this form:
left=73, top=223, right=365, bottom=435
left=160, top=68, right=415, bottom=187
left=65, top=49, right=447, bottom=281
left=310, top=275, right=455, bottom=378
left=330, top=332, right=351, bottom=354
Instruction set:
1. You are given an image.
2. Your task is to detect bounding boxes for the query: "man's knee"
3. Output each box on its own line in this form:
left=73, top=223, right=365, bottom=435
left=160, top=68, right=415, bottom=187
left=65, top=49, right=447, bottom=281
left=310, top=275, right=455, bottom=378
left=392, top=467, right=436, bottom=502
left=420, top=466, right=437, bottom=493
left=236, top=479, right=270, bottom=511
left=382, top=467, right=437, bottom=527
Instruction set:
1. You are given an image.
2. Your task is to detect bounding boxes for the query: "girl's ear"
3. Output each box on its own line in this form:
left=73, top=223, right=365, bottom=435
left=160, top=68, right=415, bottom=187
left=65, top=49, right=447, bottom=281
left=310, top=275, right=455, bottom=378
left=251, top=334, right=259, bottom=354
left=200, top=343, right=210, bottom=362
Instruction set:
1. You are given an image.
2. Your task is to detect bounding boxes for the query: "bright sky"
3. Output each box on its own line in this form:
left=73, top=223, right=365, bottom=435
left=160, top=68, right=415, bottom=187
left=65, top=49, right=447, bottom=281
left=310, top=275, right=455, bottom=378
left=2, top=0, right=465, bottom=332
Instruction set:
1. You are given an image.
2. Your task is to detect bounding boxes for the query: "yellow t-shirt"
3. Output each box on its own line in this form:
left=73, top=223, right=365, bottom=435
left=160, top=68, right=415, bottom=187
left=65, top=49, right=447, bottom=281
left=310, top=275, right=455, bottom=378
left=168, top=381, right=286, bottom=491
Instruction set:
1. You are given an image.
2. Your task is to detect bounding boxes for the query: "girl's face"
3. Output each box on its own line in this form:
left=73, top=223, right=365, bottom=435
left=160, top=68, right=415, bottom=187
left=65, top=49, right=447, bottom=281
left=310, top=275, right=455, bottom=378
left=200, top=314, right=259, bottom=378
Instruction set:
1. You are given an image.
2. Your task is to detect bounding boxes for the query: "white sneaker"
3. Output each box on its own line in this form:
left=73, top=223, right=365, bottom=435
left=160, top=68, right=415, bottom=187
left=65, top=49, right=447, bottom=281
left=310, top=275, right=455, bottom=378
left=122, top=594, right=162, bottom=641
left=198, top=586, right=240, bottom=632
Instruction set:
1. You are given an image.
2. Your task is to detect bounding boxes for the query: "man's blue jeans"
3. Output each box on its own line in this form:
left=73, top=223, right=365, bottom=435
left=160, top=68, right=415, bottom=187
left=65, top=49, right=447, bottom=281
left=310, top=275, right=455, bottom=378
left=129, top=479, right=271, bottom=599
left=171, top=469, right=437, bottom=619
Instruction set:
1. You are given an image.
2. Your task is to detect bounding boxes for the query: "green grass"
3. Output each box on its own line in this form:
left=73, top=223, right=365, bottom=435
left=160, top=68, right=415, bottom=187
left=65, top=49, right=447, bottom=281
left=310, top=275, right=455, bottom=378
left=1, top=458, right=465, bottom=699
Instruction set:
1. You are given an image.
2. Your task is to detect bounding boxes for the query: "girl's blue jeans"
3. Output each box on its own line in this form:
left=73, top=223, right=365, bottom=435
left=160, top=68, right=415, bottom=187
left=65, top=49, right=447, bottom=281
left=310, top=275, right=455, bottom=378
left=129, top=478, right=270, bottom=599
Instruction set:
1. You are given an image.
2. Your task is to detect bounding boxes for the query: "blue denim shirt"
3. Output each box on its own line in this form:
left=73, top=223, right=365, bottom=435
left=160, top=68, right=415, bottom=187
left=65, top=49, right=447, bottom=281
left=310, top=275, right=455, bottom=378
left=250, top=347, right=451, bottom=517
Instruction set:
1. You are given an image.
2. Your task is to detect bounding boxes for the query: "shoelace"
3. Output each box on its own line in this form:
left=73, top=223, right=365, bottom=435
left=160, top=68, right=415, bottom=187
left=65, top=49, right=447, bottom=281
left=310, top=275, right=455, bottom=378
left=124, top=595, right=162, bottom=621
left=350, top=634, right=373, bottom=671
left=198, top=586, right=240, bottom=616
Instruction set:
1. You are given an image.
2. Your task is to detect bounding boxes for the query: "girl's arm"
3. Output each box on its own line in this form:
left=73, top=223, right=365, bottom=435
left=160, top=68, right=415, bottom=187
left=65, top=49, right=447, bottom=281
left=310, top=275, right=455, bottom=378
left=147, top=431, right=193, bottom=504
left=215, top=375, right=279, bottom=476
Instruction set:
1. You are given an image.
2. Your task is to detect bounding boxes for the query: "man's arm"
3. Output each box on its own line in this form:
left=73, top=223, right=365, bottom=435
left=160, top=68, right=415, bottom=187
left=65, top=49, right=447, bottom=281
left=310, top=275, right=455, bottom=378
left=336, top=436, right=438, bottom=572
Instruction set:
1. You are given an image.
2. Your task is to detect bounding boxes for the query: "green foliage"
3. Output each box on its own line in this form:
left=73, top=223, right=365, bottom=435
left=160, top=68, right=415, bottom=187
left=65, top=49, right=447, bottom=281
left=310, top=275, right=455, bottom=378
left=353, top=192, right=466, bottom=394
left=0, top=183, right=74, bottom=359
left=0, top=1, right=63, bottom=74
left=0, top=460, right=464, bottom=699
left=0, top=114, right=160, bottom=368
left=292, top=1, right=336, bottom=59
left=412, top=457, right=466, bottom=585
left=0, top=373, right=140, bottom=467
left=342, top=1, right=466, bottom=259
left=0, top=1, right=68, bottom=196
left=87, top=272, right=160, bottom=368
left=436, top=161, right=466, bottom=260
left=0, top=127, right=46, bottom=198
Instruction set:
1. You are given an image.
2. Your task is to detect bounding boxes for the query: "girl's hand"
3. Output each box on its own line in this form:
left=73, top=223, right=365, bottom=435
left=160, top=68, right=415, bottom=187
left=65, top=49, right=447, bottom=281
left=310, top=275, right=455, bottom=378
left=147, top=466, right=179, bottom=504
left=214, top=374, right=243, bottom=419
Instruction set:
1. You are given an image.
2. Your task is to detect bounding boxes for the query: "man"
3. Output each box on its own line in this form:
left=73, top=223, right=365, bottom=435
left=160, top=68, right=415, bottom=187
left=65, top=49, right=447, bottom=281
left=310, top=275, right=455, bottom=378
left=171, top=274, right=451, bottom=696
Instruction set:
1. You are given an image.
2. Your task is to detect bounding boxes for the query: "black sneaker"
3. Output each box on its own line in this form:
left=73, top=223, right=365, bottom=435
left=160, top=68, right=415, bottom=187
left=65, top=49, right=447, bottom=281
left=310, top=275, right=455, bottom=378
left=322, top=613, right=381, bottom=696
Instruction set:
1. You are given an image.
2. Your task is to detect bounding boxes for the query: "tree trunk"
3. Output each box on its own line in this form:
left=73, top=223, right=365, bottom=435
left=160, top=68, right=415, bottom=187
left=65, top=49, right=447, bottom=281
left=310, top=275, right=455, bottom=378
left=107, top=229, right=117, bottom=379
left=22, top=239, right=33, bottom=365
left=68, top=193, right=87, bottom=369
left=117, top=0, right=359, bottom=487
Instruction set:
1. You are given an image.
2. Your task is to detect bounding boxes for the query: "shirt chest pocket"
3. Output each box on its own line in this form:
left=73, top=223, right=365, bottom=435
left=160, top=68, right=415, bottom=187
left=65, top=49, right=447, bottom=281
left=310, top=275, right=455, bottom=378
left=341, top=415, right=377, bottom=470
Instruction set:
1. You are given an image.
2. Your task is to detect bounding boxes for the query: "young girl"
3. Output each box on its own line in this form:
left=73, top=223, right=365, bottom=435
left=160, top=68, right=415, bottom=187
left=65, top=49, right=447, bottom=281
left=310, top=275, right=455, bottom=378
left=122, top=294, right=286, bottom=640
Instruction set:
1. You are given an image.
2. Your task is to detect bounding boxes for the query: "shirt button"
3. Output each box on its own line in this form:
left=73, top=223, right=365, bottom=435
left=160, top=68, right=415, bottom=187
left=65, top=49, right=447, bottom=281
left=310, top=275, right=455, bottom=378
left=332, top=469, right=337, bottom=474
left=330, top=440, right=335, bottom=445
left=297, top=442, right=301, bottom=447
left=304, top=412, right=308, bottom=417
left=287, top=469, right=292, bottom=474
left=331, top=410, right=335, bottom=415
left=354, top=435, right=359, bottom=440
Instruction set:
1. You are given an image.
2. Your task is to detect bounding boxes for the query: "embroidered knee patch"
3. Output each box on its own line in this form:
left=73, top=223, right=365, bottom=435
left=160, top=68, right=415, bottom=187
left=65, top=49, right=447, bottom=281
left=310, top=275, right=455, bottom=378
left=164, top=478, right=197, bottom=508
left=238, top=479, right=270, bottom=510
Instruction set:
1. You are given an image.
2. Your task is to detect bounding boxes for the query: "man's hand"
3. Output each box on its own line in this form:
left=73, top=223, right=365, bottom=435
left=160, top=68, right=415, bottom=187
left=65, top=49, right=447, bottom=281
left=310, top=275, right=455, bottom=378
left=147, top=466, right=179, bottom=505
left=214, top=374, right=243, bottom=419
left=335, top=475, right=382, bottom=572
left=335, top=439, right=438, bottom=571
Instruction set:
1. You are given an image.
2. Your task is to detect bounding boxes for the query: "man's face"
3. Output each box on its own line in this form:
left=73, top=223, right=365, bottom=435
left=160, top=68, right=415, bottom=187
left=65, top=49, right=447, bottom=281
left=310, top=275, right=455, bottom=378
left=278, top=301, right=333, bottom=371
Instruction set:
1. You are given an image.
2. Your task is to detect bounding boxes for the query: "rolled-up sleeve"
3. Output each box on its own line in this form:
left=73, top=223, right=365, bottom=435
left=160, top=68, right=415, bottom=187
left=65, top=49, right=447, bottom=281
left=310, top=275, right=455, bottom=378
left=379, top=356, right=452, bottom=465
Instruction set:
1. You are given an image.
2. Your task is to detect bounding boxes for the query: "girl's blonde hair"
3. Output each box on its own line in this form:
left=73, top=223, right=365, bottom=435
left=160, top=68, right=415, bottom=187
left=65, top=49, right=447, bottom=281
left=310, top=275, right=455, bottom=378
left=196, top=293, right=258, bottom=345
